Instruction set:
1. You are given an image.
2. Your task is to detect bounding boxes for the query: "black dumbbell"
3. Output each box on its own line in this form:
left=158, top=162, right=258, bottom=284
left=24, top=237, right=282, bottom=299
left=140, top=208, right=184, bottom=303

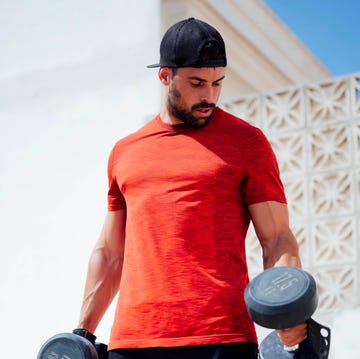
left=244, top=266, right=331, bottom=358
left=38, top=332, right=108, bottom=359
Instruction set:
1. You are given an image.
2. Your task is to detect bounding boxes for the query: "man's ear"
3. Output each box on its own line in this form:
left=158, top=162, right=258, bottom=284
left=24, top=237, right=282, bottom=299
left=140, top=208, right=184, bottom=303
left=158, top=67, right=171, bottom=85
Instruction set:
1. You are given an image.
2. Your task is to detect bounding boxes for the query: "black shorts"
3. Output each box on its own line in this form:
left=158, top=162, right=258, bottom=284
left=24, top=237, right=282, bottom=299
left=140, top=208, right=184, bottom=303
left=108, top=342, right=258, bottom=359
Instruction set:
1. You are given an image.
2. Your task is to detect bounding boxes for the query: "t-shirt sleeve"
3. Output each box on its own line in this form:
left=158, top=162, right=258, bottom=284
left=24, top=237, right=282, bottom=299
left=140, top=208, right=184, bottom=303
left=242, top=128, right=287, bottom=206
left=107, top=145, right=126, bottom=211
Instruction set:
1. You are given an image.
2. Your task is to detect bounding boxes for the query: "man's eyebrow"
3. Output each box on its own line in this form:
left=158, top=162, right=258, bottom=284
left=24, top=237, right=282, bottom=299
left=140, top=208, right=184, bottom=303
left=188, top=76, right=226, bottom=83
left=214, top=76, right=225, bottom=83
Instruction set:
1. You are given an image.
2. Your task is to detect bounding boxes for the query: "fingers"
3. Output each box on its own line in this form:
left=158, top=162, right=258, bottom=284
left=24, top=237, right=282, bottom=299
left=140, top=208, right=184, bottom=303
left=276, top=322, right=307, bottom=347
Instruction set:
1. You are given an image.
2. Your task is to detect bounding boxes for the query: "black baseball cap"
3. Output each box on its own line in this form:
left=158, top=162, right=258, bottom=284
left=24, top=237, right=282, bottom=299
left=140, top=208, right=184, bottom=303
left=147, top=17, right=227, bottom=68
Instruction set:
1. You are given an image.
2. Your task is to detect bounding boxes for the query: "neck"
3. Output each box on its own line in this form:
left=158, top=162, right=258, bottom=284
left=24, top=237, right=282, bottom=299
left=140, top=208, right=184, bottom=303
left=159, top=105, right=183, bottom=125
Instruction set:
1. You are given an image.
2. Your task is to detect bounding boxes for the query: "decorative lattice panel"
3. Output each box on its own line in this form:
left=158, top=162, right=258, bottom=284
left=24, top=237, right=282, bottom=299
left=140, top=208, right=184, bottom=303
left=223, top=73, right=360, bottom=317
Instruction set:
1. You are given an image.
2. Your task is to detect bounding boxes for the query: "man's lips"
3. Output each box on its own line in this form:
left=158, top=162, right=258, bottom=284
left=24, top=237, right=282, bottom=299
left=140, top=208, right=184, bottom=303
left=194, top=107, right=214, bottom=115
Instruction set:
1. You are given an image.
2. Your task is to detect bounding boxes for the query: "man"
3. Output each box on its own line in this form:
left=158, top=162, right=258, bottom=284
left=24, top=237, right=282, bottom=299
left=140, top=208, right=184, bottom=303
left=75, top=18, right=306, bottom=359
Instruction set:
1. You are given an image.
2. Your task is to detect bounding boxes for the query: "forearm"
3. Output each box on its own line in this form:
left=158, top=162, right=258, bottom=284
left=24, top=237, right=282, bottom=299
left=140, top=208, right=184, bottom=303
left=77, top=211, right=126, bottom=332
left=78, top=244, right=123, bottom=332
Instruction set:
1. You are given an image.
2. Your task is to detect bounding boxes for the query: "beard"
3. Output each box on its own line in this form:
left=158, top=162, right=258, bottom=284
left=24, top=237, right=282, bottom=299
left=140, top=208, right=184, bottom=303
left=167, top=82, right=216, bottom=128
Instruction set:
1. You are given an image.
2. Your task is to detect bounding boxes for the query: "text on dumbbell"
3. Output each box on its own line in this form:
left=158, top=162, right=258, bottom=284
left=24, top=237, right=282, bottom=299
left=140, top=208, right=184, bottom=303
left=264, top=271, right=299, bottom=296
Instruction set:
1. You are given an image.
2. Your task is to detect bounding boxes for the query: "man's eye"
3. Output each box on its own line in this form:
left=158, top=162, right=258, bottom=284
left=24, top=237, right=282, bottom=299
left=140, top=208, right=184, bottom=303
left=191, top=82, right=203, bottom=87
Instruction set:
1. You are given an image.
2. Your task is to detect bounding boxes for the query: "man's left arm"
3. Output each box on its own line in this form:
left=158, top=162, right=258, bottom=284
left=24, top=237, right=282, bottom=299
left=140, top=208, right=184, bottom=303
left=248, top=200, right=307, bottom=347
left=248, top=200, right=300, bottom=269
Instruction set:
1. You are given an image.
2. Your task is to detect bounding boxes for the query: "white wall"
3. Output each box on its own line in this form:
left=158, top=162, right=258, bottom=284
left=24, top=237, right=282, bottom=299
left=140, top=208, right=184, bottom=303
left=0, top=1, right=160, bottom=357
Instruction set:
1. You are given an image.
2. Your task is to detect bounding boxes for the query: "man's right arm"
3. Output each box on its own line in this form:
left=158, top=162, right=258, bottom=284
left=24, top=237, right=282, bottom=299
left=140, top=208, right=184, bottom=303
left=77, top=209, right=126, bottom=333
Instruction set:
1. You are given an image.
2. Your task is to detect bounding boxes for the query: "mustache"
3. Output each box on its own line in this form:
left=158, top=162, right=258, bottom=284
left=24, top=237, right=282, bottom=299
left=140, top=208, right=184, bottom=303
left=192, top=102, right=216, bottom=111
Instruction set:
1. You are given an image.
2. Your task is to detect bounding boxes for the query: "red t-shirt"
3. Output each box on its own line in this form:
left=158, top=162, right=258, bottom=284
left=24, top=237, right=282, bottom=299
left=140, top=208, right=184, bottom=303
left=107, top=107, right=286, bottom=349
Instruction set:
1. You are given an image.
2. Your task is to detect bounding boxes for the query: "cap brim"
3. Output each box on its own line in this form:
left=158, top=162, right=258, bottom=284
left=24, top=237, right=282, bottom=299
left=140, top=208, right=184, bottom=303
left=146, top=63, right=161, bottom=68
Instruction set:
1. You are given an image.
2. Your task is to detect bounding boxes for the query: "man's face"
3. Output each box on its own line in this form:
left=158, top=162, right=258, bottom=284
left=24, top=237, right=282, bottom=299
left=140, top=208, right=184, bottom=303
left=167, top=67, right=225, bottom=128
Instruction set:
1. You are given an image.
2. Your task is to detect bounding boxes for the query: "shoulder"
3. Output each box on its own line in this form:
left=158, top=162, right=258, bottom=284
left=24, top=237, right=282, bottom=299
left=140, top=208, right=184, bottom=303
left=111, top=116, right=159, bottom=154
left=216, top=107, right=260, bottom=131
left=215, top=107, right=269, bottom=142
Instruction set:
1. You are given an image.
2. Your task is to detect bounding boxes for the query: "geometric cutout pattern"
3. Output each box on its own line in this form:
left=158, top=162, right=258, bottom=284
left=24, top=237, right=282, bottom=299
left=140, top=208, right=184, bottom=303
left=282, top=178, right=307, bottom=218
left=263, top=88, right=304, bottom=133
left=356, top=121, right=360, bottom=166
left=307, top=78, right=350, bottom=124
left=270, top=132, right=306, bottom=176
left=223, top=95, right=260, bottom=126
left=310, top=171, right=353, bottom=217
left=313, top=265, right=357, bottom=311
left=310, top=125, right=352, bottom=171
left=351, top=75, right=360, bottom=116
left=311, top=218, right=356, bottom=264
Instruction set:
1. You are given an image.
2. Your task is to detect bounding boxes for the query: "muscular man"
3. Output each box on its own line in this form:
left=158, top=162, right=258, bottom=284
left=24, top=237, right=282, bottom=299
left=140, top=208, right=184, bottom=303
left=75, top=18, right=306, bottom=359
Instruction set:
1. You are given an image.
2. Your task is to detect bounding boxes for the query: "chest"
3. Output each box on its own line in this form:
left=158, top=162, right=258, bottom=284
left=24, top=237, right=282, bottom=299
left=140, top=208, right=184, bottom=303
left=113, top=133, right=245, bottom=197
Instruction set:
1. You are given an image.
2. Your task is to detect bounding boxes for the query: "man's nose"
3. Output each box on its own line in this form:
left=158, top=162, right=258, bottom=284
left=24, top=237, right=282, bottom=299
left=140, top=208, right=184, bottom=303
left=200, top=85, right=215, bottom=103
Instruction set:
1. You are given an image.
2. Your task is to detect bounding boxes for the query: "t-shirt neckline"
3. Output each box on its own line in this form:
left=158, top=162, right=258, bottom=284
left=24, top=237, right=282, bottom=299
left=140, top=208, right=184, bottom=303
left=155, top=107, right=220, bottom=132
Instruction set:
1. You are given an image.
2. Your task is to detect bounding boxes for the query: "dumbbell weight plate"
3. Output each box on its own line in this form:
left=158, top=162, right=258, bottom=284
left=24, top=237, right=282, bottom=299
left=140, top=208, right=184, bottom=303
left=37, top=332, right=98, bottom=359
left=244, top=266, right=318, bottom=329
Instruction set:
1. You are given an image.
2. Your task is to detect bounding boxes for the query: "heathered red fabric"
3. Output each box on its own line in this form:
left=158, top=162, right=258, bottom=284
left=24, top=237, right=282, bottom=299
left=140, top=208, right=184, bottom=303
left=107, top=107, right=286, bottom=349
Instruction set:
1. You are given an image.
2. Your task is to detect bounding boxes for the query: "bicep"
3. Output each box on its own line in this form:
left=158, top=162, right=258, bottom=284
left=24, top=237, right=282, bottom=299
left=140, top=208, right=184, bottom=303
left=96, top=209, right=126, bottom=262
left=248, top=201, right=290, bottom=244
